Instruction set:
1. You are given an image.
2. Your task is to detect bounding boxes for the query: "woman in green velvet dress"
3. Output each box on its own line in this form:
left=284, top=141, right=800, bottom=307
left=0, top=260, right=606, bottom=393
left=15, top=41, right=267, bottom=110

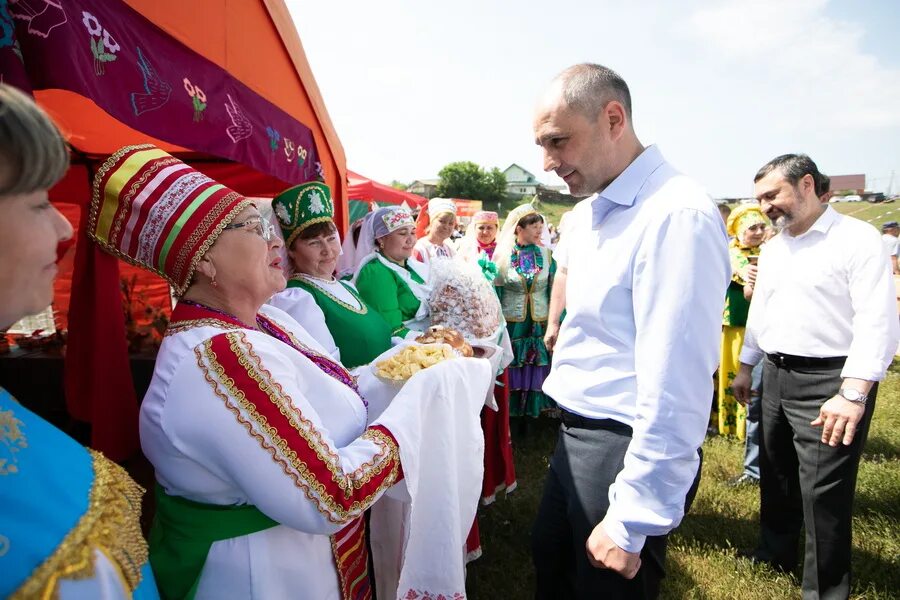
left=351, top=206, right=431, bottom=341
left=494, top=204, right=556, bottom=418
left=268, top=182, right=392, bottom=368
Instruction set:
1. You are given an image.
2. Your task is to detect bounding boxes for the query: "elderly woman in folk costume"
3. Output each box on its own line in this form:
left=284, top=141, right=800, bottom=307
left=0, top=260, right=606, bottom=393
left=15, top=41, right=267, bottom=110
left=494, top=203, right=557, bottom=418
left=0, top=86, right=160, bottom=599
left=719, top=203, right=770, bottom=439
left=455, top=210, right=500, bottom=264
left=353, top=206, right=431, bottom=341
left=87, top=144, right=492, bottom=600
left=413, top=197, right=457, bottom=265
left=266, top=182, right=392, bottom=368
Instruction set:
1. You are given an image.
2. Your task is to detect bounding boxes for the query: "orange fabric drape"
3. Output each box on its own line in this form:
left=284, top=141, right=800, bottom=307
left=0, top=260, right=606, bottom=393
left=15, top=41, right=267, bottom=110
left=16, top=1, right=347, bottom=460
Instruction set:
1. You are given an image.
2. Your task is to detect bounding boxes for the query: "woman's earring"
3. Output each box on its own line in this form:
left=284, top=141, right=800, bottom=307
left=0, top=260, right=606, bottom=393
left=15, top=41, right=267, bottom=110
left=211, top=273, right=218, bottom=288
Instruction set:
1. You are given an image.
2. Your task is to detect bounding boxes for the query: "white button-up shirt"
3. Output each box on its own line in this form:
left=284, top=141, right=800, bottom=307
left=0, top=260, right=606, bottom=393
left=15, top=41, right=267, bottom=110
left=740, top=206, right=899, bottom=381
left=543, top=145, right=730, bottom=553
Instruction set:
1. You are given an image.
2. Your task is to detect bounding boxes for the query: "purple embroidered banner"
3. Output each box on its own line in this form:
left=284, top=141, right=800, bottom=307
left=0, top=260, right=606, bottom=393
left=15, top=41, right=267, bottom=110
left=0, top=0, right=322, bottom=185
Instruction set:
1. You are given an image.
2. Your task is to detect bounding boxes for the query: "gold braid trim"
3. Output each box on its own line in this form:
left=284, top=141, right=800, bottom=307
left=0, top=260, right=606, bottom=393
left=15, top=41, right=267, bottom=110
left=352, top=428, right=399, bottom=488
left=110, top=156, right=181, bottom=245
left=164, top=318, right=244, bottom=337
left=171, top=194, right=248, bottom=291
left=88, top=144, right=157, bottom=244
left=196, top=334, right=399, bottom=523
left=290, top=275, right=368, bottom=315
left=11, top=451, right=147, bottom=600
left=285, top=216, right=335, bottom=249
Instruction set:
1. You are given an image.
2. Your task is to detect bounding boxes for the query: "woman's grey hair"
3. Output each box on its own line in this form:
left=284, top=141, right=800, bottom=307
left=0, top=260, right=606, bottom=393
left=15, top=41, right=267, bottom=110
left=554, top=63, right=632, bottom=120
left=0, top=84, right=69, bottom=196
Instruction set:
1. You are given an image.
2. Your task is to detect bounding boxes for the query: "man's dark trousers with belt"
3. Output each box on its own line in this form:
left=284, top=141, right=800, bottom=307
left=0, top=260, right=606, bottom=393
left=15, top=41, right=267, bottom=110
left=532, top=411, right=701, bottom=600
left=755, top=354, right=877, bottom=600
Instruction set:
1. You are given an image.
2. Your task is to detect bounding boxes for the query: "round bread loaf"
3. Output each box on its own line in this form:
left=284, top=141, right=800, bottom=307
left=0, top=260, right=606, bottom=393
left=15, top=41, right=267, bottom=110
left=415, top=325, right=474, bottom=357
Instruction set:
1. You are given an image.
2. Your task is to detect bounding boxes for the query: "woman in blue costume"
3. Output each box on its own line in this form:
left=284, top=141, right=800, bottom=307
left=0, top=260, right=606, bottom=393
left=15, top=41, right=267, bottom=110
left=0, top=85, right=159, bottom=598
left=494, top=203, right=556, bottom=418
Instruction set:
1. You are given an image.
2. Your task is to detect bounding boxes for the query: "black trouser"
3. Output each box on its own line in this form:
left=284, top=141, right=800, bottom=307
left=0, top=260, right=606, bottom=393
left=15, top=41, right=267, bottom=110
left=757, top=356, right=877, bottom=600
left=532, top=413, right=701, bottom=600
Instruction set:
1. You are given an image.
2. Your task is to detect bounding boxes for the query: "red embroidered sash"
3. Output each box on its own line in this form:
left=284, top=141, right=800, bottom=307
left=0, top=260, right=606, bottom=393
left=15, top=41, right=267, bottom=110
left=332, top=516, right=373, bottom=600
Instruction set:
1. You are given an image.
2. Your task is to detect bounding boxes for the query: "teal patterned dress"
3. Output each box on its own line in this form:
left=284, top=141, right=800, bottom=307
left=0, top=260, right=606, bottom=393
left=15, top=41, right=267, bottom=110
left=496, top=243, right=557, bottom=417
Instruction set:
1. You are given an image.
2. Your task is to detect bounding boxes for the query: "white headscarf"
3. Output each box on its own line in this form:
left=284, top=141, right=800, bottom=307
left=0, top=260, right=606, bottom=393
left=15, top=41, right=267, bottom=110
left=427, top=197, right=457, bottom=219
left=494, top=203, right=541, bottom=281
left=339, top=206, right=416, bottom=278
left=455, top=210, right=499, bottom=264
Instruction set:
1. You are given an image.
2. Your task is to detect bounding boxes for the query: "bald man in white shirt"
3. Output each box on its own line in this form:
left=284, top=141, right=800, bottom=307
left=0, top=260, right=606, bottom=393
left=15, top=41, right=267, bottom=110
left=531, top=63, right=730, bottom=599
left=732, top=154, right=899, bottom=600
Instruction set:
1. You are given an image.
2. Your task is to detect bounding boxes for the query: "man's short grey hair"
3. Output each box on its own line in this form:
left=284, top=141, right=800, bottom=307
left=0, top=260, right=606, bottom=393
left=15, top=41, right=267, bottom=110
left=554, top=63, right=632, bottom=120
left=0, top=84, right=69, bottom=196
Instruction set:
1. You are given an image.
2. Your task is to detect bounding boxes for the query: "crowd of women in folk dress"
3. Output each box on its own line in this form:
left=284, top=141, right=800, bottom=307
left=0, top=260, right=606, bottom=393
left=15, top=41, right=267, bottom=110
left=0, top=84, right=563, bottom=600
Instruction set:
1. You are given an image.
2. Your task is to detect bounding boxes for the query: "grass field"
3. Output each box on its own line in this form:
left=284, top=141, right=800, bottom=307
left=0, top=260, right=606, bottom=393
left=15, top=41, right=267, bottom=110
left=829, top=200, right=900, bottom=226
left=466, top=363, right=900, bottom=599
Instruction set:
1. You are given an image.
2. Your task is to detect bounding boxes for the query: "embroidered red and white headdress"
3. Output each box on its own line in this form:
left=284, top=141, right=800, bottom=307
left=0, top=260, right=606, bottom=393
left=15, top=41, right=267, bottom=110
left=88, top=144, right=252, bottom=295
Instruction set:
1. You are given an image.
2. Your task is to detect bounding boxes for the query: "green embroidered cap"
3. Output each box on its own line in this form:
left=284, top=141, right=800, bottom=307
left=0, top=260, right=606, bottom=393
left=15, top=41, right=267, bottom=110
left=272, top=182, right=335, bottom=248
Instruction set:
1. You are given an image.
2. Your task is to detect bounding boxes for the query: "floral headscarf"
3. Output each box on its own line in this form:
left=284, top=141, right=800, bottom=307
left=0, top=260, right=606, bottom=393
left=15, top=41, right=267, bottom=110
left=726, top=203, right=769, bottom=249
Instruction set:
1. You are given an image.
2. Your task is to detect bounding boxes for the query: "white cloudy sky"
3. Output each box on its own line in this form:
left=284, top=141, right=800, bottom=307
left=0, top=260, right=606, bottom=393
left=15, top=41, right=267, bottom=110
left=287, top=0, right=900, bottom=198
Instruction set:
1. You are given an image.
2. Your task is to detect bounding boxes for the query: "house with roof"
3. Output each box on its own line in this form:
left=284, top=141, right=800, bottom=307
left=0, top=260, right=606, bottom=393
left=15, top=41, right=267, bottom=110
left=503, top=163, right=542, bottom=197
left=406, top=178, right=440, bottom=199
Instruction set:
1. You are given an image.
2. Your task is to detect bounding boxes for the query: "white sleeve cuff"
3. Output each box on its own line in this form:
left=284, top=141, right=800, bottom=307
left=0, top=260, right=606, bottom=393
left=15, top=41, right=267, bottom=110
left=739, top=347, right=764, bottom=367
left=840, top=363, right=886, bottom=383
left=602, top=515, right=646, bottom=554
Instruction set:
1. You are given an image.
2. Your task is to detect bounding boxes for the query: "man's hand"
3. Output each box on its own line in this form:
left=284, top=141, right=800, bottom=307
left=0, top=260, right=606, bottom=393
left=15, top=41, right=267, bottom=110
left=811, top=396, right=866, bottom=446
left=585, top=520, right=641, bottom=579
left=544, top=323, right=560, bottom=352
left=730, top=364, right=754, bottom=406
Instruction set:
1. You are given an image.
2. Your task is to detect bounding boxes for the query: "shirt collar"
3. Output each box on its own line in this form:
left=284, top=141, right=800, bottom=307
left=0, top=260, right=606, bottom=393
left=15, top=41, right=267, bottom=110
left=589, top=145, right=664, bottom=227
left=789, top=205, right=838, bottom=240
left=598, top=145, right=665, bottom=207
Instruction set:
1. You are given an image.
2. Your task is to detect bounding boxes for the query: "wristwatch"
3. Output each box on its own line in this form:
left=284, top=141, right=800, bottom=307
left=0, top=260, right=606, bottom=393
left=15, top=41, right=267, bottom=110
left=839, top=388, right=867, bottom=405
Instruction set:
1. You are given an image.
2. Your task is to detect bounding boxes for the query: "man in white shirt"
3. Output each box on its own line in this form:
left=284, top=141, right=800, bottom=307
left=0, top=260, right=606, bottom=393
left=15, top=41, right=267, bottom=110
left=882, top=220, right=899, bottom=275
left=531, top=63, right=730, bottom=599
left=732, top=154, right=899, bottom=599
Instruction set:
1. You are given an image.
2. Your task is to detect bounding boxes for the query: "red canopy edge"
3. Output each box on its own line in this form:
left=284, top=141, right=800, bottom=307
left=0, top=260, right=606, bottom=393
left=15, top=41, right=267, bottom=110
left=347, top=171, right=427, bottom=208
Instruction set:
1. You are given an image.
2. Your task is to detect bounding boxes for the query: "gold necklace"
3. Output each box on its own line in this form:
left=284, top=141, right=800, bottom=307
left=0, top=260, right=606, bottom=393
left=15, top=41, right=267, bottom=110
left=291, top=274, right=368, bottom=315
left=297, top=272, right=336, bottom=284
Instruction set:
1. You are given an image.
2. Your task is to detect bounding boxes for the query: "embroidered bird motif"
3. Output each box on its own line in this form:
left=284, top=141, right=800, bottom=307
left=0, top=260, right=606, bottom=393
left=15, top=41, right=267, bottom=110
left=130, top=47, right=171, bottom=116
left=225, top=93, right=253, bottom=143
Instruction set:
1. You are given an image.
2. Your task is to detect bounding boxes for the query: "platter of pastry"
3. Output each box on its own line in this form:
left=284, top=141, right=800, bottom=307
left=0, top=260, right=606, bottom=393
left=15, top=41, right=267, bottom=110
left=374, top=343, right=456, bottom=383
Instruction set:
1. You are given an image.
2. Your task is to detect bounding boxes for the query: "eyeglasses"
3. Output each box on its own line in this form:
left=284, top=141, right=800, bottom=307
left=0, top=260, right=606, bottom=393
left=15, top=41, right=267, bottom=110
left=223, top=217, right=277, bottom=242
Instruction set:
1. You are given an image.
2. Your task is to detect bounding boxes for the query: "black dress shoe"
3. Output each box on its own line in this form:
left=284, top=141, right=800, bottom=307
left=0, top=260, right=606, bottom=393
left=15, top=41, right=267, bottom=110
left=727, top=474, right=760, bottom=487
